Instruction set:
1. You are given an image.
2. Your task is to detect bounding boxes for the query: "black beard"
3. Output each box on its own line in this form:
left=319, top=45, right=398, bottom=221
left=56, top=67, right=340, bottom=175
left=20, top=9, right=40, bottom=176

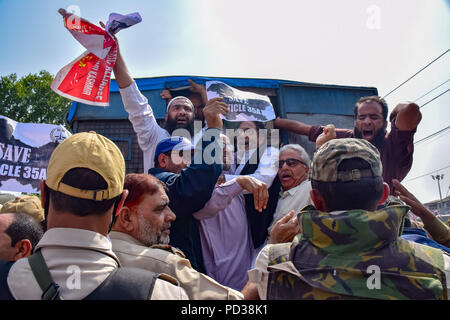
left=354, top=127, right=386, bottom=150
left=164, top=117, right=195, bottom=137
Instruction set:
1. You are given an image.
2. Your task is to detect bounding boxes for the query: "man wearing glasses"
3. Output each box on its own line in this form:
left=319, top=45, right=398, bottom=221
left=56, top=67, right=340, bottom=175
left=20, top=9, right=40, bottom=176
left=266, top=144, right=313, bottom=239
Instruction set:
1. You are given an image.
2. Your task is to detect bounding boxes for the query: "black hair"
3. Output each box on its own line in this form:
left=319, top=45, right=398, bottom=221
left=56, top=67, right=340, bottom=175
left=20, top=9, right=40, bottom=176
left=311, top=158, right=384, bottom=212
left=154, top=151, right=171, bottom=169
left=47, top=168, right=122, bottom=217
left=354, top=96, right=388, bottom=121
left=5, top=213, right=44, bottom=249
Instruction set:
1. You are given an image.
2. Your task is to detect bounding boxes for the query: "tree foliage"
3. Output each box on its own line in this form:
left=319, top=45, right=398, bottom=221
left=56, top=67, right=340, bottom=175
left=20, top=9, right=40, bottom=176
left=0, top=70, right=72, bottom=128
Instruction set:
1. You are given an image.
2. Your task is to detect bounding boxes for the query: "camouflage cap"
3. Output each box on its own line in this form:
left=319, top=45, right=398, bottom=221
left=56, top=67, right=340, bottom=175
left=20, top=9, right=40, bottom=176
left=310, top=138, right=382, bottom=182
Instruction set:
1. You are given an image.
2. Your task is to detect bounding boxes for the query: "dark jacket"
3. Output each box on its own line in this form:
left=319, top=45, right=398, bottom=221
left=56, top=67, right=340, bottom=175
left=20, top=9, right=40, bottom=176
left=241, top=146, right=280, bottom=249
left=148, top=128, right=222, bottom=273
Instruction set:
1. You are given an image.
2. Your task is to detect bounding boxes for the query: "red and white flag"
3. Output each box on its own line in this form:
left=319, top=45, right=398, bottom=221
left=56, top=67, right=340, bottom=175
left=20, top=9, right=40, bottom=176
left=51, top=10, right=141, bottom=106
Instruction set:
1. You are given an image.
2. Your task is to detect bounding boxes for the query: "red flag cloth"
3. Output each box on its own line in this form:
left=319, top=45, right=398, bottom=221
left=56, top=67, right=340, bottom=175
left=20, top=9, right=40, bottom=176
left=51, top=11, right=117, bottom=106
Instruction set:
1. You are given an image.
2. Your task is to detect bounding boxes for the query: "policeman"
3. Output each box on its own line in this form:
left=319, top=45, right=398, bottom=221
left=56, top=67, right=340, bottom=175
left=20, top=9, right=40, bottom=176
left=110, top=173, right=243, bottom=300
left=0, top=132, right=187, bottom=300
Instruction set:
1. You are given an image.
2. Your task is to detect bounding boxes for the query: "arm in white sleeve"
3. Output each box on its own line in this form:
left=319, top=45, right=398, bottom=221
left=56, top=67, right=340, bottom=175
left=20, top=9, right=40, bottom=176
left=193, top=178, right=243, bottom=220
left=119, top=81, right=169, bottom=153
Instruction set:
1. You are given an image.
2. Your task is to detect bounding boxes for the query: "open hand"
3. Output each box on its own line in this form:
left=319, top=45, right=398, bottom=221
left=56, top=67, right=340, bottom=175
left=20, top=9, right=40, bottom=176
left=268, top=210, right=300, bottom=244
left=203, top=97, right=228, bottom=129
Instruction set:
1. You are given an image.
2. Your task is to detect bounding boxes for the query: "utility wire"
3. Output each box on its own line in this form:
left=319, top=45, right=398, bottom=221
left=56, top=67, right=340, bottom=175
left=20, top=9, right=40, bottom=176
left=414, top=126, right=450, bottom=145
left=404, top=165, right=450, bottom=182
left=419, top=88, right=450, bottom=109
left=414, top=78, right=450, bottom=102
left=382, top=48, right=450, bottom=99
left=419, top=129, right=450, bottom=146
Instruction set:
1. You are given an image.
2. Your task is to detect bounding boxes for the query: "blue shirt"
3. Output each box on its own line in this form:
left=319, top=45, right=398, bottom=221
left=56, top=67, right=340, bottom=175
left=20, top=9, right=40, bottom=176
left=401, top=227, right=450, bottom=254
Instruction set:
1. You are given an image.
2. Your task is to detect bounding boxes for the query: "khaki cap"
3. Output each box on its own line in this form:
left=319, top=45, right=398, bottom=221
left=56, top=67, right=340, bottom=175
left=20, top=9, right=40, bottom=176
left=45, top=131, right=125, bottom=201
left=311, top=138, right=382, bottom=182
left=0, top=195, right=45, bottom=222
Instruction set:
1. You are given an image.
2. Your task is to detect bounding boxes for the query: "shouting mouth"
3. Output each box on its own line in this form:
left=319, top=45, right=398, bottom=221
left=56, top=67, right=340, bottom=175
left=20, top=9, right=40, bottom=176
left=280, top=171, right=292, bottom=183
left=361, top=129, right=374, bottom=140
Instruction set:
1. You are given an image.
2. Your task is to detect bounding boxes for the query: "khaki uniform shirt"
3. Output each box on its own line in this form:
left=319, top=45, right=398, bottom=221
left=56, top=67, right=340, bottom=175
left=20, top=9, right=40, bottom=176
left=7, top=228, right=188, bottom=300
left=109, top=231, right=243, bottom=300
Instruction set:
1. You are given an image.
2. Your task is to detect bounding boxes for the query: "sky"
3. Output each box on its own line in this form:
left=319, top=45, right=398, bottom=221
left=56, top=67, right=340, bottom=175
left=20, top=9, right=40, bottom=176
left=0, top=0, right=449, bottom=205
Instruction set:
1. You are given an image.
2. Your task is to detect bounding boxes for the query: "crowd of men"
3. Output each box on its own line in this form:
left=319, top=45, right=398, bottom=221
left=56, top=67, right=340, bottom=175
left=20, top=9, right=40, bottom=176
left=0, top=36, right=449, bottom=300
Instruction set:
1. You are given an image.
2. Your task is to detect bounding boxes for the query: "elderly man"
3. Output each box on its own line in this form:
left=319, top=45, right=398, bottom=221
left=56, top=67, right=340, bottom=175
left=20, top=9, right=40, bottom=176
left=249, top=138, right=450, bottom=300
left=0, top=213, right=43, bottom=261
left=274, top=96, right=422, bottom=192
left=110, top=173, right=243, bottom=300
left=267, top=144, right=313, bottom=239
left=0, top=132, right=187, bottom=300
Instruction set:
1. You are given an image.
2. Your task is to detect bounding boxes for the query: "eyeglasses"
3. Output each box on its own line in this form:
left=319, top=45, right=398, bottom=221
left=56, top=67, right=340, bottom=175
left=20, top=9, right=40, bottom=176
left=278, top=158, right=307, bottom=169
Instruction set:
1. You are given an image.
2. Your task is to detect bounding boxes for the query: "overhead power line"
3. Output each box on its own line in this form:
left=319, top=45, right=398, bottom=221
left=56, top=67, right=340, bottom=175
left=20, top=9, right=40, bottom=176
left=414, top=126, right=450, bottom=145
left=414, top=78, right=450, bottom=102
left=419, top=88, right=450, bottom=109
left=382, top=48, right=450, bottom=99
left=404, top=164, right=450, bottom=182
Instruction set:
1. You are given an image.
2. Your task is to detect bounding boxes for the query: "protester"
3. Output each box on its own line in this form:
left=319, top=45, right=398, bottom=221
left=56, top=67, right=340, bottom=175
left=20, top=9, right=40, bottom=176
left=148, top=98, right=226, bottom=273
left=249, top=138, right=450, bottom=300
left=112, top=36, right=199, bottom=173
left=160, top=79, right=208, bottom=124
left=267, top=144, right=313, bottom=235
left=0, top=213, right=43, bottom=262
left=0, top=132, right=187, bottom=300
left=110, top=173, right=244, bottom=299
left=193, top=134, right=269, bottom=290
left=274, top=97, right=422, bottom=192
left=224, top=121, right=280, bottom=257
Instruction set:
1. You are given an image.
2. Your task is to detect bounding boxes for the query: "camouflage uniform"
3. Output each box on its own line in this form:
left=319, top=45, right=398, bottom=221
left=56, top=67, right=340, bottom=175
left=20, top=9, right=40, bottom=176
left=267, top=205, right=449, bottom=300
left=266, top=139, right=449, bottom=300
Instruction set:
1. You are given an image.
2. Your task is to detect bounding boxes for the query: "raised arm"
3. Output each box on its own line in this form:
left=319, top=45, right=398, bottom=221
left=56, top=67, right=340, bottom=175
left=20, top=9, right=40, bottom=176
left=274, top=117, right=312, bottom=136
left=188, top=79, right=208, bottom=105
left=390, top=102, right=422, bottom=131
left=393, top=179, right=450, bottom=247
left=113, top=44, right=134, bottom=89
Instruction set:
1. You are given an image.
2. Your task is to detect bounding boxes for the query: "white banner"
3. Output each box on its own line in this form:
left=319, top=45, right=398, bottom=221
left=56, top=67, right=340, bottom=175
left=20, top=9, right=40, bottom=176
left=206, top=81, right=276, bottom=122
left=0, top=115, right=71, bottom=193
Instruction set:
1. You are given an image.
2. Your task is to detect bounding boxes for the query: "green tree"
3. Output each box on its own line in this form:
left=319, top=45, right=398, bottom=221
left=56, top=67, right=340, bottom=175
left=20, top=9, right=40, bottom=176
left=0, top=70, right=72, bottom=128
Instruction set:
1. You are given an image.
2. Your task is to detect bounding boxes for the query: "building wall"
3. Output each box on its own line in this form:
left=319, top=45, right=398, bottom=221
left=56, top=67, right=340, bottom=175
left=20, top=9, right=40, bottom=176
left=75, top=120, right=144, bottom=174
left=424, top=199, right=450, bottom=223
